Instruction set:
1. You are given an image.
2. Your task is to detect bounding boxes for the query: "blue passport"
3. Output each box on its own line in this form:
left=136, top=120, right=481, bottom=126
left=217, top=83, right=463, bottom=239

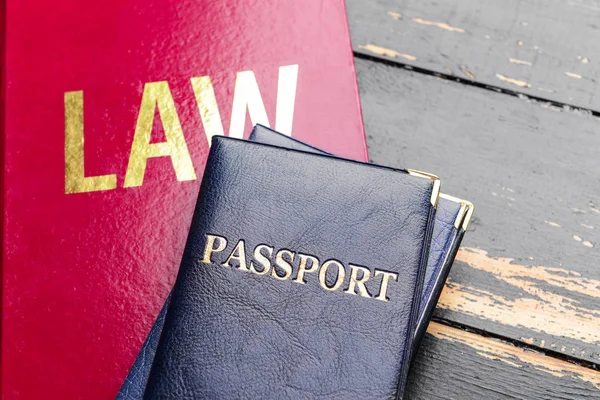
left=411, top=193, right=472, bottom=362
left=245, top=127, right=472, bottom=365
left=247, top=127, right=473, bottom=365
left=142, top=134, right=439, bottom=399
left=118, top=126, right=472, bottom=399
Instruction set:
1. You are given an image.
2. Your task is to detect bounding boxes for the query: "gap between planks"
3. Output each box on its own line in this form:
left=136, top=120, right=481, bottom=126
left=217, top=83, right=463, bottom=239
left=431, top=317, right=599, bottom=372
left=426, top=321, right=600, bottom=389
left=437, top=247, right=600, bottom=365
left=353, top=49, right=600, bottom=368
left=353, top=50, right=600, bottom=118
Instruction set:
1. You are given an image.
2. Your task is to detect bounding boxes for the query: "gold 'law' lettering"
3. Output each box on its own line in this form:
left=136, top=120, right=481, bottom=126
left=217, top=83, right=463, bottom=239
left=228, top=65, right=299, bottom=139
left=200, top=234, right=400, bottom=302
left=275, top=64, right=299, bottom=136
left=124, top=81, right=196, bottom=188
left=64, top=91, right=117, bottom=193
left=228, top=70, right=269, bottom=139
left=65, top=65, right=299, bottom=194
left=190, top=76, right=225, bottom=145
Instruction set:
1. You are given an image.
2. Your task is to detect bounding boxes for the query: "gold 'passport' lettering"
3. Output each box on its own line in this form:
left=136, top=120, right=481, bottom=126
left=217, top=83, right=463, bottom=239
left=201, top=234, right=399, bottom=302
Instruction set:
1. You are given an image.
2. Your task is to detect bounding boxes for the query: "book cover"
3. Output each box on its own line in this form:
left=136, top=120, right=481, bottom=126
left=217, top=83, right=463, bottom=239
left=247, top=127, right=474, bottom=362
left=144, top=136, right=439, bottom=399
left=118, top=126, right=474, bottom=398
left=1, top=1, right=367, bottom=398
left=411, top=194, right=473, bottom=362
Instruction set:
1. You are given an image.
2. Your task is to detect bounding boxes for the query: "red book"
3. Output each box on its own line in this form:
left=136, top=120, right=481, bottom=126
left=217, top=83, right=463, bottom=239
left=1, top=1, right=367, bottom=398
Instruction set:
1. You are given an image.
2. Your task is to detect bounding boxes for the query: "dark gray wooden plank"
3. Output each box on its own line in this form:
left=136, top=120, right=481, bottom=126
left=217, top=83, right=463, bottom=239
left=355, top=57, right=600, bottom=364
left=409, top=322, right=600, bottom=399
left=347, top=0, right=600, bottom=112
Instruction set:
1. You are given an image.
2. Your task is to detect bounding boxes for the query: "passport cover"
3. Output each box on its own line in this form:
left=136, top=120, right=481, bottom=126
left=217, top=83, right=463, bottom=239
left=144, top=136, right=439, bottom=399
left=2, top=1, right=368, bottom=398
left=411, top=194, right=473, bottom=363
left=119, top=126, right=473, bottom=397
left=117, top=294, right=172, bottom=400
left=249, top=127, right=474, bottom=363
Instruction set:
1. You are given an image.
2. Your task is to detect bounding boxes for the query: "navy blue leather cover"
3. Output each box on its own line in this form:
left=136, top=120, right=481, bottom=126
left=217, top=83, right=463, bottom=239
left=143, top=135, right=436, bottom=399
left=249, top=125, right=333, bottom=155
left=117, top=293, right=172, bottom=400
left=117, top=126, right=330, bottom=399
left=420, top=198, right=461, bottom=307
left=118, top=126, right=465, bottom=397
left=250, top=127, right=467, bottom=365
left=411, top=197, right=464, bottom=363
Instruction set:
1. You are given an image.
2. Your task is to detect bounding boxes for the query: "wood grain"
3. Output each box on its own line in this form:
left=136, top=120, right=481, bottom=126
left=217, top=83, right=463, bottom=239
left=355, top=57, right=600, bottom=364
left=407, top=322, right=600, bottom=399
left=347, top=0, right=600, bottom=111
left=440, top=248, right=600, bottom=353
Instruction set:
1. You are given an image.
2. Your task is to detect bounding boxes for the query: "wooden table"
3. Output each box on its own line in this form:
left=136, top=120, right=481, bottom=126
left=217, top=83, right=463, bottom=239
left=346, top=1, right=600, bottom=398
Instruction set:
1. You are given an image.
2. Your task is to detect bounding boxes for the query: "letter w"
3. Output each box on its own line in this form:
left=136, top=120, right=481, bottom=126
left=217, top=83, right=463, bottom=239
left=190, top=64, right=299, bottom=144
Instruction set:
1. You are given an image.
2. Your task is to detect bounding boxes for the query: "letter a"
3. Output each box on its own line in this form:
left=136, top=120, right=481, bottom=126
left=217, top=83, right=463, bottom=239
left=124, top=81, right=196, bottom=187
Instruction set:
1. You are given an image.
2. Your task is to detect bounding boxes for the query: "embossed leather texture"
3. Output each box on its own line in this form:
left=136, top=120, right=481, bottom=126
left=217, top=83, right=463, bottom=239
left=250, top=126, right=468, bottom=367
left=249, top=124, right=334, bottom=155
left=119, top=126, right=466, bottom=397
left=143, top=136, right=436, bottom=399
left=411, top=198, right=464, bottom=363
left=117, top=293, right=172, bottom=400
left=420, top=197, right=461, bottom=313
left=117, top=126, right=333, bottom=398
left=3, top=2, right=370, bottom=397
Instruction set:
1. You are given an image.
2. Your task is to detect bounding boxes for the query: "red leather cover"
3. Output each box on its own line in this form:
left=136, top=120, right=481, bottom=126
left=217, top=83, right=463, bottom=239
left=2, top=1, right=367, bottom=398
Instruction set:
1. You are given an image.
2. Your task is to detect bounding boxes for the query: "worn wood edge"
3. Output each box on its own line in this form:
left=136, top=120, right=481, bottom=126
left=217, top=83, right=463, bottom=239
left=353, top=49, right=600, bottom=119
left=433, top=316, right=600, bottom=371
left=437, top=247, right=600, bottom=361
left=353, top=55, right=600, bottom=366
left=347, top=0, right=600, bottom=112
left=426, top=321, right=600, bottom=390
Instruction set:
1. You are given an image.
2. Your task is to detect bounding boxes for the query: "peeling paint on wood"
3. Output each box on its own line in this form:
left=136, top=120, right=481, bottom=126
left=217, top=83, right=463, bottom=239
left=461, top=66, right=475, bottom=79
left=522, top=337, right=535, bottom=345
left=356, top=58, right=600, bottom=364
left=409, top=328, right=600, bottom=399
left=509, top=58, right=532, bottom=66
left=427, top=322, right=600, bottom=389
left=358, top=44, right=417, bottom=61
left=538, top=87, right=554, bottom=93
left=437, top=247, right=600, bottom=348
left=496, top=73, right=532, bottom=87
left=347, top=0, right=600, bottom=110
left=387, top=11, right=402, bottom=20
left=578, top=56, right=590, bottom=64
left=411, top=17, right=465, bottom=33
